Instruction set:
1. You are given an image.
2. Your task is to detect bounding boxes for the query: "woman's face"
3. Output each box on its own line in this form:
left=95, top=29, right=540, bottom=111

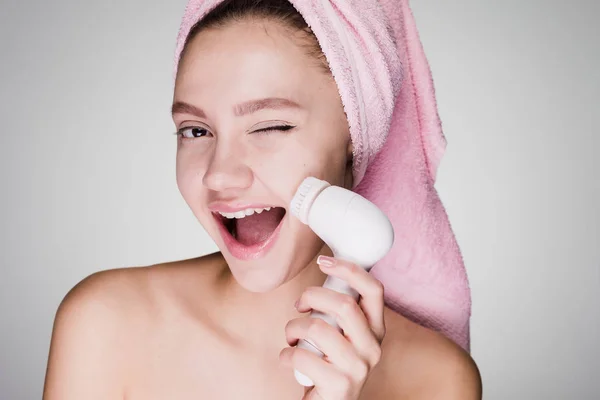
left=173, top=18, right=352, bottom=292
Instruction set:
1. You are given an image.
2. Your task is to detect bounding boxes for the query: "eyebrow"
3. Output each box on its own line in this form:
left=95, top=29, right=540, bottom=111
left=171, top=97, right=302, bottom=118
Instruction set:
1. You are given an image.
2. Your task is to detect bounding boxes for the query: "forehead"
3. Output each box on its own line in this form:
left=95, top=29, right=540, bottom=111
left=175, top=20, right=323, bottom=100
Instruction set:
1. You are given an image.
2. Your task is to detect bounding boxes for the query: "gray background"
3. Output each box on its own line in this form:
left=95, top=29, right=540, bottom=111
left=1, top=0, right=599, bottom=399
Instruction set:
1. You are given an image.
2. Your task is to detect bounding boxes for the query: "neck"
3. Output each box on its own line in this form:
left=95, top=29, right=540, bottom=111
left=215, top=245, right=334, bottom=351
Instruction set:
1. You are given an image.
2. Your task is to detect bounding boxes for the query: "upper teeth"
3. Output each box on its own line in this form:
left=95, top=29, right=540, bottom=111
left=218, top=207, right=273, bottom=219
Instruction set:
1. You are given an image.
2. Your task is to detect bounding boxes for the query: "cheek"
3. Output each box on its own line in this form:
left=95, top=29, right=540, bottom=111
left=249, top=133, right=348, bottom=202
left=175, top=144, right=210, bottom=201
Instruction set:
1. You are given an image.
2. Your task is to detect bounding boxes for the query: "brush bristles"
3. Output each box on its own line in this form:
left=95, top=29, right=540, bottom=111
left=290, top=177, right=331, bottom=224
left=290, top=180, right=312, bottom=218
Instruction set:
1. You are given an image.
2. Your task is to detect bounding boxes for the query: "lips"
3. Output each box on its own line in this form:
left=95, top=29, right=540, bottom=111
left=212, top=207, right=286, bottom=260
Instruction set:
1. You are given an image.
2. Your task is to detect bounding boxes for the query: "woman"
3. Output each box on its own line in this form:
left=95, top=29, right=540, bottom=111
left=43, top=0, right=481, bottom=398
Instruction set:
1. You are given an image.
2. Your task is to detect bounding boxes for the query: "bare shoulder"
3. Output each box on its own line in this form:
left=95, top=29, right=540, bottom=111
left=52, top=252, right=223, bottom=321
left=43, top=253, right=222, bottom=400
left=361, top=308, right=482, bottom=400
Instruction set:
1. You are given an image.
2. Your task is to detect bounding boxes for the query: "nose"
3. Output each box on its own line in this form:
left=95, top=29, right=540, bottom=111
left=202, top=142, right=253, bottom=193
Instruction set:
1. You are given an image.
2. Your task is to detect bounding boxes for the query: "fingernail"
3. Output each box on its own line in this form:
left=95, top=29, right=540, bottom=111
left=317, top=255, right=335, bottom=267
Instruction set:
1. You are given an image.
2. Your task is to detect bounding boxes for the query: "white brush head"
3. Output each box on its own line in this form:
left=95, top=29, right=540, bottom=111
left=291, top=177, right=395, bottom=268
left=290, top=177, right=330, bottom=224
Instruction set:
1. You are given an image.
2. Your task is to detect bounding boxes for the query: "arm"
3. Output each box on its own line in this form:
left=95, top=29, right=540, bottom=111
left=401, top=333, right=482, bottom=400
left=422, top=346, right=482, bottom=400
left=43, top=271, right=128, bottom=400
left=360, top=319, right=482, bottom=399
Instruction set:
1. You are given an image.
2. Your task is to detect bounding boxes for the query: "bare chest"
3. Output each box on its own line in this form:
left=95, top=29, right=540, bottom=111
left=125, top=331, right=305, bottom=400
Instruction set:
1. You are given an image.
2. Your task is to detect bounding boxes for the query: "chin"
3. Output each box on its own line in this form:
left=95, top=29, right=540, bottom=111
left=206, top=209, right=323, bottom=292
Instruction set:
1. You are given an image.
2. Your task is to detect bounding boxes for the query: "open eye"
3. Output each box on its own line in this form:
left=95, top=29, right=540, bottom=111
left=176, top=126, right=211, bottom=139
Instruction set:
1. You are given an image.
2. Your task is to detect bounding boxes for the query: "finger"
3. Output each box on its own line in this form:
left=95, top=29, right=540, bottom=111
left=317, top=256, right=386, bottom=340
left=302, top=386, right=316, bottom=400
left=304, top=390, right=323, bottom=400
left=284, top=315, right=361, bottom=375
left=303, top=386, right=324, bottom=400
left=280, top=346, right=353, bottom=398
left=296, top=286, right=382, bottom=368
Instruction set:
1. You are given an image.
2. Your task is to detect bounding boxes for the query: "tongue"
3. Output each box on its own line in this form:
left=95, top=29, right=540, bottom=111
left=235, top=208, right=285, bottom=246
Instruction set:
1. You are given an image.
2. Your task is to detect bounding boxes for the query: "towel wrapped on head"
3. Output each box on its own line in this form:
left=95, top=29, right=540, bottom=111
left=173, top=0, right=472, bottom=351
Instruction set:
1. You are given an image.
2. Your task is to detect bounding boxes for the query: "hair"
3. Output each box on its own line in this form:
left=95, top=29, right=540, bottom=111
left=178, top=0, right=330, bottom=74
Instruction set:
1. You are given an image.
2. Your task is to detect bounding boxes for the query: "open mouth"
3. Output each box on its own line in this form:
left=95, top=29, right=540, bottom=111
left=213, top=207, right=287, bottom=247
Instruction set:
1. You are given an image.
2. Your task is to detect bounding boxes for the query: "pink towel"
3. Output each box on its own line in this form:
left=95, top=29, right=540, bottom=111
left=173, top=0, right=471, bottom=351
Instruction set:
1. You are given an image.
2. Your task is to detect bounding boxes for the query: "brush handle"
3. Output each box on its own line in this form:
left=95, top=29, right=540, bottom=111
left=294, top=275, right=360, bottom=387
left=288, top=178, right=392, bottom=387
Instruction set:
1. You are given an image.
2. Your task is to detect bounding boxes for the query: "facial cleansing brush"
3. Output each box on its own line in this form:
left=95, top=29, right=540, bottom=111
left=289, top=177, right=395, bottom=387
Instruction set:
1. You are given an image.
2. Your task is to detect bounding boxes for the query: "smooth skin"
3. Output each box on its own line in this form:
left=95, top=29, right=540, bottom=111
left=43, top=17, right=482, bottom=400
